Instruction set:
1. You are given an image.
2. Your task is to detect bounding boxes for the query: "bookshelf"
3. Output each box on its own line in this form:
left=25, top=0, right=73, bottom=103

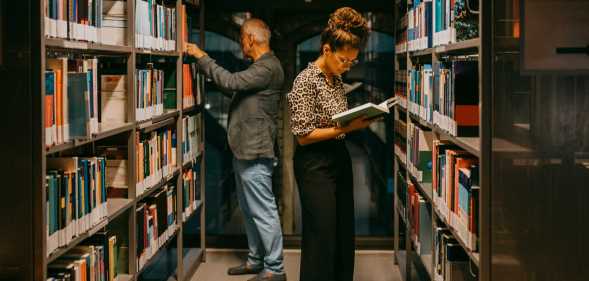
left=393, top=0, right=485, bottom=280
left=1, top=0, right=207, bottom=280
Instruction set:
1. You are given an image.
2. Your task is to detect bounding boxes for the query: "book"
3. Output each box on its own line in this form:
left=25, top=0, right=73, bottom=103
left=100, top=74, right=127, bottom=124
left=332, top=96, right=401, bottom=126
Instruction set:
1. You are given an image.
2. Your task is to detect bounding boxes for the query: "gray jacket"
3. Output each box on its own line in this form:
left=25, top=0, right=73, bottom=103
left=197, top=52, right=284, bottom=160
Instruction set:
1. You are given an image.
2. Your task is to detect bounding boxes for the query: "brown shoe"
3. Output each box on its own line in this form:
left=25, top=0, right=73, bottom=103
left=227, top=263, right=263, bottom=275
left=247, top=271, right=287, bottom=281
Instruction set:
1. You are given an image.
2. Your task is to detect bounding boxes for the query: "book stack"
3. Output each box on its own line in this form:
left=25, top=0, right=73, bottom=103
left=136, top=185, right=177, bottom=271
left=102, top=0, right=127, bottom=46
left=135, top=0, right=177, bottom=51
left=408, top=182, right=433, bottom=256
left=135, top=68, right=165, bottom=121
left=182, top=164, right=201, bottom=222
left=135, top=127, right=177, bottom=197
left=46, top=157, right=108, bottom=256
left=45, top=57, right=100, bottom=147
left=432, top=60, right=479, bottom=137
left=408, top=64, right=434, bottom=123
left=101, top=74, right=127, bottom=125
left=408, top=0, right=433, bottom=51
left=433, top=0, right=479, bottom=46
left=432, top=141, right=479, bottom=252
left=433, top=227, right=477, bottom=281
left=182, top=114, right=202, bottom=164
left=407, top=120, right=433, bottom=185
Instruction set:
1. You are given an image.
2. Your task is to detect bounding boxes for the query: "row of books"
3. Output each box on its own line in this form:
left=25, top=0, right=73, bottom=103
left=433, top=140, right=479, bottom=253
left=45, top=58, right=101, bottom=148
left=408, top=64, right=434, bottom=123
left=182, top=165, right=201, bottom=222
left=135, top=68, right=165, bottom=122
left=136, top=184, right=178, bottom=271
left=403, top=60, right=479, bottom=137
left=433, top=0, right=479, bottom=47
left=182, top=64, right=203, bottom=109
left=135, top=0, right=177, bottom=51
left=434, top=227, right=477, bottom=281
left=407, top=120, right=433, bottom=184
left=47, top=231, right=120, bottom=281
left=135, top=127, right=178, bottom=197
left=409, top=181, right=433, bottom=256
left=432, top=61, right=478, bottom=137
left=394, top=70, right=408, bottom=109
left=46, top=157, right=108, bottom=256
left=182, top=114, right=203, bottom=164
left=44, top=0, right=127, bottom=46
left=394, top=118, right=407, bottom=166
left=408, top=0, right=433, bottom=51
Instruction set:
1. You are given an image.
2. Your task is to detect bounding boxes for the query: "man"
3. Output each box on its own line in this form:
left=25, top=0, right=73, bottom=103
left=185, top=18, right=286, bottom=281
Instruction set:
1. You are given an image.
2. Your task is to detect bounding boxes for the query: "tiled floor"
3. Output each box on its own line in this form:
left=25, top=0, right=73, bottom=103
left=190, top=249, right=402, bottom=281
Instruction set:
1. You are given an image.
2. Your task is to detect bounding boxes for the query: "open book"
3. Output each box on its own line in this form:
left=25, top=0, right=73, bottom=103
left=332, top=96, right=400, bottom=126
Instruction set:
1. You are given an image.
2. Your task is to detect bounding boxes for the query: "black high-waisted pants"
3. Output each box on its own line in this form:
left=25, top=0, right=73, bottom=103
left=294, top=139, right=355, bottom=281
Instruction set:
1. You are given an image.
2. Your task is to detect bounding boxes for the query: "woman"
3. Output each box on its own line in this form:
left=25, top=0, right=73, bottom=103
left=287, top=7, right=372, bottom=281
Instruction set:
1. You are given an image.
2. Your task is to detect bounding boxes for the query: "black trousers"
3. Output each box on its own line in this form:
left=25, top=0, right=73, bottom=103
left=294, top=139, right=355, bottom=281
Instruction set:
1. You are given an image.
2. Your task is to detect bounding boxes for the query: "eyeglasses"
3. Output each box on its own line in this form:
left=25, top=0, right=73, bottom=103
left=334, top=54, right=359, bottom=66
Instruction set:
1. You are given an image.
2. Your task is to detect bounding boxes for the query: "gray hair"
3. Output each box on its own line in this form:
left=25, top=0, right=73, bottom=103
left=241, top=18, right=271, bottom=44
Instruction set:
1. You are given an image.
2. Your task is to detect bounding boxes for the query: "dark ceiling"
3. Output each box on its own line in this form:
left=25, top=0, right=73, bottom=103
left=204, top=0, right=394, bottom=14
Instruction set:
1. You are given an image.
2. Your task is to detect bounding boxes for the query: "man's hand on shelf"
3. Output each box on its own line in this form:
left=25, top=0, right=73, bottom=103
left=185, top=42, right=207, bottom=59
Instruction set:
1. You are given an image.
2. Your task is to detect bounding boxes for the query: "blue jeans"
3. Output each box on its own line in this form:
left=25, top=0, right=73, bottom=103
left=233, top=158, right=285, bottom=274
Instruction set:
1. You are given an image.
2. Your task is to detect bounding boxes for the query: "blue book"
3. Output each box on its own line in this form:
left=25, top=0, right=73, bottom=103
left=67, top=73, right=90, bottom=139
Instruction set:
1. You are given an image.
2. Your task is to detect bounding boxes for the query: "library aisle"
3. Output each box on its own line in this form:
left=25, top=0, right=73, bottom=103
left=2, top=0, right=589, bottom=281
left=189, top=250, right=402, bottom=281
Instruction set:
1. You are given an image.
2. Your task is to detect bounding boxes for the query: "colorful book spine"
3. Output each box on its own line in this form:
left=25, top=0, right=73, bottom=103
left=433, top=60, right=479, bottom=137
left=408, top=64, right=434, bottom=122
left=182, top=114, right=202, bottom=163
left=46, top=157, right=108, bottom=257
left=182, top=164, right=201, bottom=222
left=135, top=68, right=165, bottom=121
left=135, top=127, right=177, bottom=197
left=136, top=185, right=177, bottom=272
left=135, top=0, right=176, bottom=51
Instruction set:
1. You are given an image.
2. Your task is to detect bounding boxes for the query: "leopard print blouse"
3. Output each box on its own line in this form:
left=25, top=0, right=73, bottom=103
left=288, top=62, right=348, bottom=137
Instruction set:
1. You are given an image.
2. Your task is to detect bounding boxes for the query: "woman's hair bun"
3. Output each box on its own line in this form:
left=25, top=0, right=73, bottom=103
left=327, top=7, right=369, bottom=39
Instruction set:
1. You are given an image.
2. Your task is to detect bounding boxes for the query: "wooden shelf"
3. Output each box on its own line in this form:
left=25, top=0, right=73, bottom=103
left=182, top=105, right=202, bottom=115
left=181, top=248, right=204, bottom=281
left=408, top=113, right=481, bottom=157
left=45, top=38, right=133, bottom=54
left=114, top=274, right=134, bottom=281
left=136, top=168, right=180, bottom=202
left=434, top=38, right=480, bottom=55
left=136, top=49, right=180, bottom=57
left=46, top=122, right=135, bottom=155
left=409, top=48, right=434, bottom=57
